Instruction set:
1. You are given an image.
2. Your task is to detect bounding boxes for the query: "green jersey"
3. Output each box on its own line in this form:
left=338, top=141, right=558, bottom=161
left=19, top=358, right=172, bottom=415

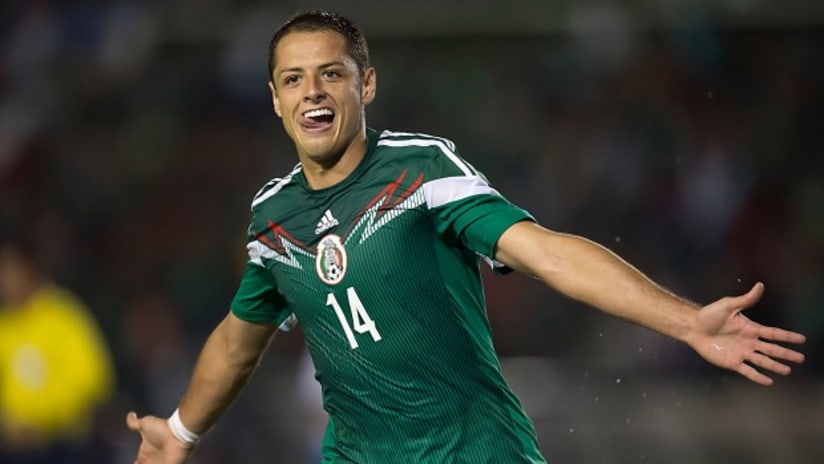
left=231, top=129, right=546, bottom=463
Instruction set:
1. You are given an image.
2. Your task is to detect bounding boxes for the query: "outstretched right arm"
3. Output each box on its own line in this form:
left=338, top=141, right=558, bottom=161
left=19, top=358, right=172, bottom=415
left=127, top=311, right=277, bottom=463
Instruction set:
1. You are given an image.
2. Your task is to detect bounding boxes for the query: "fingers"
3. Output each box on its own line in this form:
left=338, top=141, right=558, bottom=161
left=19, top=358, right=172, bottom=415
left=759, top=325, right=807, bottom=345
left=126, top=411, right=142, bottom=432
left=736, top=363, right=773, bottom=386
left=732, top=282, right=765, bottom=312
left=737, top=342, right=804, bottom=386
left=748, top=351, right=792, bottom=376
left=710, top=282, right=764, bottom=320
left=756, top=340, right=806, bottom=364
left=747, top=281, right=765, bottom=300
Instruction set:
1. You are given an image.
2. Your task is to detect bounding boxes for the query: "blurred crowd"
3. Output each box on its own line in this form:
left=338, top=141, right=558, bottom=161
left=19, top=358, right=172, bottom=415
left=0, top=1, right=821, bottom=463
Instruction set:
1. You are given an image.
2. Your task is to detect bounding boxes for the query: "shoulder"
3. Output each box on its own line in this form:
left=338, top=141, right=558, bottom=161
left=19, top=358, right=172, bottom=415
left=377, top=130, right=458, bottom=150
left=376, top=130, right=458, bottom=158
left=249, top=163, right=303, bottom=212
left=375, top=130, right=477, bottom=178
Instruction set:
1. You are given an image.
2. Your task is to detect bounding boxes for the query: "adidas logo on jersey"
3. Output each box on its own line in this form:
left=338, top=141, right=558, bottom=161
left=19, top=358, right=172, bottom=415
left=315, top=209, right=339, bottom=235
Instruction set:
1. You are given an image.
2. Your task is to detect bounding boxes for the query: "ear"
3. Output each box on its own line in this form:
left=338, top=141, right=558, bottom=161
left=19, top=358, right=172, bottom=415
left=268, top=81, right=282, bottom=118
left=361, top=67, right=377, bottom=105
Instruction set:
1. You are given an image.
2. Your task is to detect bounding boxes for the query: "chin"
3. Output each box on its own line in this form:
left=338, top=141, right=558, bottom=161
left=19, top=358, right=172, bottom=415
left=303, top=146, right=342, bottom=164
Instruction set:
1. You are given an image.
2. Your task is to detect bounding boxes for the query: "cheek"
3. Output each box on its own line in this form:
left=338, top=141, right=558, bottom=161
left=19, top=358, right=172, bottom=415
left=281, top=117, right=296, bottom=135
left=275, top=91, right=299, bottom=115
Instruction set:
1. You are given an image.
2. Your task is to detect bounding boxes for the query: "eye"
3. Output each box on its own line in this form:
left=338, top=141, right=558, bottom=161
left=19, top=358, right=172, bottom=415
left=283, top=75, right=299, bottom=85
left=323, top=70, right=341, bottom=79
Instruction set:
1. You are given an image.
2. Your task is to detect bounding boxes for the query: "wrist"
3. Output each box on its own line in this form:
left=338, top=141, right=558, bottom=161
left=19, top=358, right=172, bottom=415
left=678, top=304, right=702, bottom=347
left=167, top=408, right=201, bottom=448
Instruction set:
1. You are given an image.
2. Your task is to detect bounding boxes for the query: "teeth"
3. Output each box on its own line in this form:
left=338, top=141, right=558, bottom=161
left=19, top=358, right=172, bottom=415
left=303, top=108, right=333, bottom=118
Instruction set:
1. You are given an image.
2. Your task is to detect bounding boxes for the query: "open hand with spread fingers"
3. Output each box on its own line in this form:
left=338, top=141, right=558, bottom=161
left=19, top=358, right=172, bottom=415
left=688, top=282, right=806, bottom=385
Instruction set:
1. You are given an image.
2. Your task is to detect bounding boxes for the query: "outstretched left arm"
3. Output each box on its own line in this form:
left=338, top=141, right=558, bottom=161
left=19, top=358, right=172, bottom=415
left=494, top=220, right=806, bottom=386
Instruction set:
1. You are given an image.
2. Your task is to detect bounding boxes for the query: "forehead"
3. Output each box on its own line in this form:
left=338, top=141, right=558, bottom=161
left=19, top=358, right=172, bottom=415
left=274, top=30, right=353, bottom=70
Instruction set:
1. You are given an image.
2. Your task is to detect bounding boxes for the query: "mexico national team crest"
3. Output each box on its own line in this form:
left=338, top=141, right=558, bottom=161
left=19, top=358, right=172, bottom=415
left=315, top=234, right=347, bottom=285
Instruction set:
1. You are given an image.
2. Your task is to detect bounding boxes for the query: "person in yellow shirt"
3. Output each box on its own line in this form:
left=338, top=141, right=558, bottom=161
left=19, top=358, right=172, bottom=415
left=0, top=240, right=115, bottom=464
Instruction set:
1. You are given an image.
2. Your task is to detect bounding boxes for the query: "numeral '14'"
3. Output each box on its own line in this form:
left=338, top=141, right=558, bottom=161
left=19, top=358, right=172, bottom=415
left=326, top=287, right=382, bottom=349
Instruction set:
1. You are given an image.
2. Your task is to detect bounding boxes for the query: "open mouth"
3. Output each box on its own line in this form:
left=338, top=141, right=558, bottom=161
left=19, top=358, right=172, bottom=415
left=301, top=108, right=335, bottom=130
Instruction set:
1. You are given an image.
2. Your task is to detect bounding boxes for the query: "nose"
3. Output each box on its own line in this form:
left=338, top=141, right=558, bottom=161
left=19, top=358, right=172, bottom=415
left=303, top=75, right=326, bottom=103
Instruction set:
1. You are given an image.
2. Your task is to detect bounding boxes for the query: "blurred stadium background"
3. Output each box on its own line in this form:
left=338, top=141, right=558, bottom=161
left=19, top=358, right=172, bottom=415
left=1, top=1, right=822, bottom=463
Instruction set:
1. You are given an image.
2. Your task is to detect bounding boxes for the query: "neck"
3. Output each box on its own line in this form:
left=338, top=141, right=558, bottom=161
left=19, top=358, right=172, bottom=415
left=301, top=131, right=368, bottom=190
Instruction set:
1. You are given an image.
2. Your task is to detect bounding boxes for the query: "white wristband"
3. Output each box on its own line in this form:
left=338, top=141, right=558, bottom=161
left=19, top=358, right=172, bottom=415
left=167, top=408, right=201, bottom=447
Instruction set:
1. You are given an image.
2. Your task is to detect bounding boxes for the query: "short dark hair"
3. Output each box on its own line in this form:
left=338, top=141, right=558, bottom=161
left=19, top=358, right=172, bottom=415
left=267, top=9, right=370, bottom=82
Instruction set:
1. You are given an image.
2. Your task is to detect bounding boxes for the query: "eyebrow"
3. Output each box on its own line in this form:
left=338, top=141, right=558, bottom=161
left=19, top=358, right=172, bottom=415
left=276, top=61, right=347, bottom=76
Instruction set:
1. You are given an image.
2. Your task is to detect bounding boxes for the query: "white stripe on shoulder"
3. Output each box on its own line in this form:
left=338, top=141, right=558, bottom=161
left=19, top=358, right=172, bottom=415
left=378, top=137, right=474, bottom=177
left=380, top=130, right=457, bottom=152
left=422, top=175, right=500, bottom=209
left=251, top=164, right=302, bottom=210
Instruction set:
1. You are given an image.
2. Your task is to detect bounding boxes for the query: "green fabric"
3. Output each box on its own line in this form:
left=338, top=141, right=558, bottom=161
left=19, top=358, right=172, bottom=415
left=231, top=129, right=545, bottom=463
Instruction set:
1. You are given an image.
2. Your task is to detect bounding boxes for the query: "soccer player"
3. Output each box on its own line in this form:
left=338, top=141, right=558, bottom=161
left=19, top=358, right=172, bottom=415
left=126, top=9, right=806, bottom=463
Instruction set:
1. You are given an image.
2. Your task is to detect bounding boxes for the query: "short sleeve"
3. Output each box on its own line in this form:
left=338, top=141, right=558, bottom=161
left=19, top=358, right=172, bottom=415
left=419, top=142, right=535, bottom=260
left=429, top=190, right=533, bottom=259
left=230, top=261, right=293, bottom=328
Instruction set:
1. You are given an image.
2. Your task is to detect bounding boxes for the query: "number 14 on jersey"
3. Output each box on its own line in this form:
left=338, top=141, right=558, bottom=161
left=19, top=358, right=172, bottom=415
left=326, top=287, right=382, bottom=349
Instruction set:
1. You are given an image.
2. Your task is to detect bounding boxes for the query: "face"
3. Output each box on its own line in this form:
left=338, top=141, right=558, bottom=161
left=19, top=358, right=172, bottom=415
left=269, top=30, right=376, bottom=166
